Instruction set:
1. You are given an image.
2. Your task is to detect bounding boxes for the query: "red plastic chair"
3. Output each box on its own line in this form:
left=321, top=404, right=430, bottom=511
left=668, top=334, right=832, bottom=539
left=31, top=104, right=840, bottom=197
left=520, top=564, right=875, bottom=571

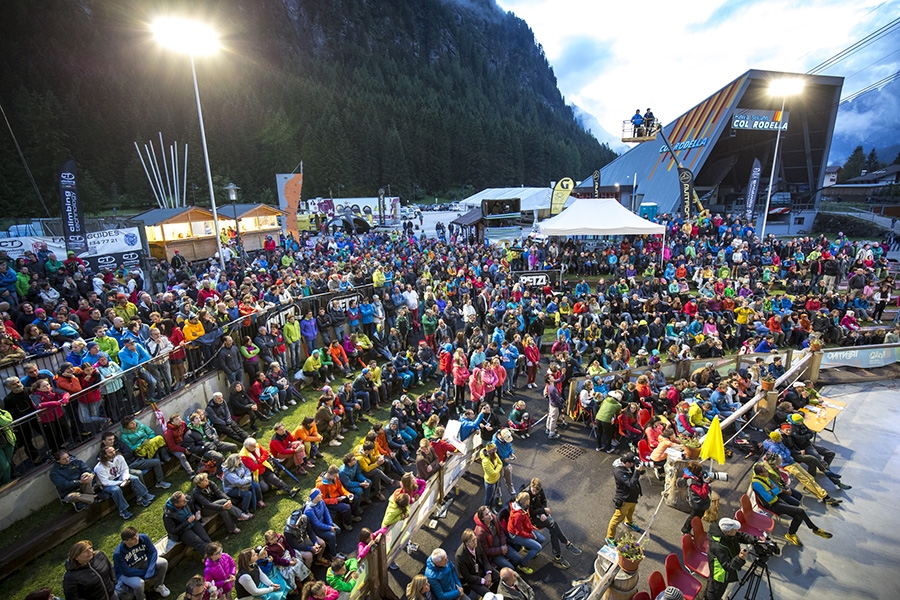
left=691, top=516, right=709, bottom=554
left=681, top=533, right=710, bottom=578
left=665, top=553, right=703, bottom=600
left=735, top=509, right=765, bottom=539
left=633, top=593, right=651, bottom=600
left=744, top=491, right=781, bottom=528
left=648, top=570, right=667, bottom=599
left=739, top=494, right=775, bottom=532
left=638, top=408, right=651, bottom=429
left=637, top=439, right=653, bottom=463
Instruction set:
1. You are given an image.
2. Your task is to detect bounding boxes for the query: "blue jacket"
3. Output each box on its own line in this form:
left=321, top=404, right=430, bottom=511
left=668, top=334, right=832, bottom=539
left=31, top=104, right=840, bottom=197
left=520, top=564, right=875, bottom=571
left=303, top=498, right=334, bottom=532
left=117, top=343, right=152, bottom=371
left=761, top=439, right=794, bottom=466
left=500, top=346, right=518, bottom=370
left=459, top=412, right=485, bottom=441
left=491, top=432, right=514, bottom=464
left=359, top=303, right=375, bottom=325
left=424, top=556, right=464, bottom=600
left=113, top=533, right=159, bottom=579
left=339, top=462, right=370, bottom=495
left=0, top=267, right=17, bottom=294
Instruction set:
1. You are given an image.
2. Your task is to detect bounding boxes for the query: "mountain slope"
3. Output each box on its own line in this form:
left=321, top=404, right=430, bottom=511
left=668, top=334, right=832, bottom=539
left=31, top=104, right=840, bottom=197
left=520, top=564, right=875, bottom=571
left=829, top=76, right=900, bottom=165
left=0, top=0, right=616, bottom=215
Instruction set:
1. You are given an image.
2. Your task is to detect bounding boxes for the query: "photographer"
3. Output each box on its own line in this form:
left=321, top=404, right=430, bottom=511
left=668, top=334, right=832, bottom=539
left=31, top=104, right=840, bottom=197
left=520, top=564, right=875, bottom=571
left=681, top=461, right=711, bottom=535
left=605, top=452, right=644, bottom=545
left=705, top=518, right=757, bottom=600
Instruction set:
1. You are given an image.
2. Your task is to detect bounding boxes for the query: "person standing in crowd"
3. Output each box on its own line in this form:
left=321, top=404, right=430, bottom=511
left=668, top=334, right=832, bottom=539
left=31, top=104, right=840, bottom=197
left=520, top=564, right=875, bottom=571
left=705, top=518, right=758, bottom=600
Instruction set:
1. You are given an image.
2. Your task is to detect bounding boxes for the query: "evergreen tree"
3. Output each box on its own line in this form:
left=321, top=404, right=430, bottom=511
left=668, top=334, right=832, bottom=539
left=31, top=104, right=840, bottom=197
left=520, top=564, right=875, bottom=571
left=839, top=146, right=866, bottom=182
left=892, top=151, right=900, bottom=166
left=865, top=148, right=882, bottom=173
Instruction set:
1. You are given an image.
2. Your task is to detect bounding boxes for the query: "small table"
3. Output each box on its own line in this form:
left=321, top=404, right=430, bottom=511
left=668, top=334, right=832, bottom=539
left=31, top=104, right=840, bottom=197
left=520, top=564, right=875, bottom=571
left=799, top=399, right=847, bottom=437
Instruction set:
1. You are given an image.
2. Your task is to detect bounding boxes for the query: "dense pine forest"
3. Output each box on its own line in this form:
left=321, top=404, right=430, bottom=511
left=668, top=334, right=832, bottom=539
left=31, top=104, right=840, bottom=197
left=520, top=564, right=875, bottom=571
left=0, top=0, right=616, bottom=216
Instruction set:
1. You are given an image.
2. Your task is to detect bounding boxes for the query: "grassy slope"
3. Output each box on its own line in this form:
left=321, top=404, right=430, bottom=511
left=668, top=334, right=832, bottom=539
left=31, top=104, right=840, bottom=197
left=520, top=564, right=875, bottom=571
left=0, top=375, right=403, bottom=599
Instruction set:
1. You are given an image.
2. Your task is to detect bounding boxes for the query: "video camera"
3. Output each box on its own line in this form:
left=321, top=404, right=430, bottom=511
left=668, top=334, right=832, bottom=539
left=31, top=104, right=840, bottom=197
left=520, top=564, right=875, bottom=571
left=750, top=538, right=780, bottom=559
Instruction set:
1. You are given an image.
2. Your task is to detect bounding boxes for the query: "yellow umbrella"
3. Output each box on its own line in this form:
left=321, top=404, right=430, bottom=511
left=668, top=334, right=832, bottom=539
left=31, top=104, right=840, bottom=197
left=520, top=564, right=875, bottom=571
left=700, top=416, right=726, bottom=465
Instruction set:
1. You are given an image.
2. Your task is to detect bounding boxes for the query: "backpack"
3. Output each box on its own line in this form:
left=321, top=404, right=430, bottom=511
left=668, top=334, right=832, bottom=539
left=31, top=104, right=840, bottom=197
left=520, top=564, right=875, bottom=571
left=561, top=582, right=592, bottom=600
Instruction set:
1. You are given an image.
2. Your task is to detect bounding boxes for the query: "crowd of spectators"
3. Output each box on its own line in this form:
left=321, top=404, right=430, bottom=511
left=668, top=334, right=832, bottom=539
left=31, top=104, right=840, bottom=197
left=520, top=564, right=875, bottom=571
left=5, top=208, right=897, bottom=599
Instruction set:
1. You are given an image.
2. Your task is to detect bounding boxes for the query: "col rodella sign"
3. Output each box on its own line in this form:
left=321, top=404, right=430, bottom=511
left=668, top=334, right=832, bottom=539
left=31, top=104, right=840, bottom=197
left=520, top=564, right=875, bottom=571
left=731, top=109, right=790, bottom=131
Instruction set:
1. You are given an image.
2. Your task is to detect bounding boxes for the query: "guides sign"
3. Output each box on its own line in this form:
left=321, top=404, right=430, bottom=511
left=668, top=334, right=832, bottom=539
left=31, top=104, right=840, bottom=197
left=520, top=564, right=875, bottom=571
left=0, top=228, right=143, bottom=269
left=731, top=109, right=790, bottom=131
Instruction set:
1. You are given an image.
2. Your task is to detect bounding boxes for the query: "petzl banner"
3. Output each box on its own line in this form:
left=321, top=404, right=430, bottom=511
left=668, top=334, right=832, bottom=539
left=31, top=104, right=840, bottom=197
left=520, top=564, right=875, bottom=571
left=550, top=178, right=574, bottom=216
left=744, top=158, right=762, bottom=222
left=677, top=167, right=695, bottom=221
left=58, top=159, right=88, bottom=255
left=592, top=170, right=600, bottom=198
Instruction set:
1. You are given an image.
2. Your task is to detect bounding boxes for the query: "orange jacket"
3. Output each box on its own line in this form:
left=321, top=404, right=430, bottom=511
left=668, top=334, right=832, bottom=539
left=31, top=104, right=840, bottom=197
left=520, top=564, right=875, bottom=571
left=293, top=423, right=323, bottom=444
left=316, top=474, right=350, bottom=505
left=329, top=344, right=349, bottom=365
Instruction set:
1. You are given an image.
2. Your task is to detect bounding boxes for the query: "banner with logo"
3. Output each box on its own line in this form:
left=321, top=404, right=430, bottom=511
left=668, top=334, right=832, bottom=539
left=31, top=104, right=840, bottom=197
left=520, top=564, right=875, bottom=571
left=744, top=158, right=762, bottom=222
left=511, top=270, right=561, bottom=288
left=550, top=178, right=574, bottom=216
left=276, top=173, right=303, bottom=242
left=677, top=167, right=695, bottom=220
left=58, top=159, right=88, bottom=255
left=731, top=109, right=790, bottom=131
left=592, top=170, right=600, bottom=198
left=0, top=227, right=144, bottom=269
left=821, top=346, right=900, bottom=370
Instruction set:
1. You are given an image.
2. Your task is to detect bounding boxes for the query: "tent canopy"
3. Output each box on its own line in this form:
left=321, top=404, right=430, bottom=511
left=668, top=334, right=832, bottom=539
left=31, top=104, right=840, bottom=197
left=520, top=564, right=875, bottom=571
left=538, top=197, right=665, bottom=237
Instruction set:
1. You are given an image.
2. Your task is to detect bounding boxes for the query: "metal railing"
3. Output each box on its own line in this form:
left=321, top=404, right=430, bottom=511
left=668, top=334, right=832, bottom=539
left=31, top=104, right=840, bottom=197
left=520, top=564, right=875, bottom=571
left=0, top=283, right=379, bottom=486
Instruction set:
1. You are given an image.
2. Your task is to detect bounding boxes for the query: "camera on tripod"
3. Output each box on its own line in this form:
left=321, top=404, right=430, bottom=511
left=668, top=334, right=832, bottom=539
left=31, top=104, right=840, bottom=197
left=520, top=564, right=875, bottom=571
left=751, top=538, right=780, bottom=559
left=706, top=470, right=728, bottom=482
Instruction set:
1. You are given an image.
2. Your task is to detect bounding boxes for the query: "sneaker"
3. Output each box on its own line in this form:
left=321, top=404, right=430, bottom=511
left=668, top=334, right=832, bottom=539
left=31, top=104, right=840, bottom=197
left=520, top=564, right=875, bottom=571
left=315, top=557, right=331, bottom=567
left=329, top=440, right=342, bottom=446
left=289, top=487, right=300, bottom=498
left=120, top=511, right=134, bottom=520
left=567, top=542, right=582, bottom=555
left=388, top=561, right=400, bottom=570
left=812, top=528, right=833, bottom=539
left=337, top=434, right=345, bottom=440
left=155, top=481, right=172, bottom=489
left=517, top=564, right=534, bottom=575
left=352, top=515, right=363, bottom=522
left=838, top=482, right=852, bottom=490
left=155, top=584, right=171, bottom=598
left=784, top=533, right=803, bottom=547
left=342, top=523, right=353, bottom=532
left=626, top=523, right=644, bottom=533
left=824, top=496, right=843, bottom=506
left=238, top=513, right=253, bottom=521
left=289, top=399, right=297, bottom=406
left=553, top=555, right=571, bottom=569
left=605, top=447, right=616, bottom=454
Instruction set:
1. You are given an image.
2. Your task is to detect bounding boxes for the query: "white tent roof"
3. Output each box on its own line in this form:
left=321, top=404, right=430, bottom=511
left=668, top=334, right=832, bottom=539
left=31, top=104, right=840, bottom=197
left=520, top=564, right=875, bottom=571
left=538, top=197, right=665, bottom=236
left=460, top=187, right=559, bottom=212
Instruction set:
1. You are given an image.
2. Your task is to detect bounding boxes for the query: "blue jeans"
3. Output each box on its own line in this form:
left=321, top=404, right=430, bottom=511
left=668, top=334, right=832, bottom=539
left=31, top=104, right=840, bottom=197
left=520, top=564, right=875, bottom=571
left=491, top=549, right=523, bottom=571
left=484, top=480, right=498, bottom=507
left=227, top=482, right=262, bottom=513
left=317, top=527, right=338, bottom=556
left=507, top=531, right=545, bottom=565
left=105, top=478, right=149, bottom=513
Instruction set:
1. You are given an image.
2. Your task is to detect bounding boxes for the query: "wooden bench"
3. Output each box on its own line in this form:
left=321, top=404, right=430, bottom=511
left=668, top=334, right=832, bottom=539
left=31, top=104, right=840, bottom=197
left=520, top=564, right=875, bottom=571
left=154, top=513, right=222, bottom=569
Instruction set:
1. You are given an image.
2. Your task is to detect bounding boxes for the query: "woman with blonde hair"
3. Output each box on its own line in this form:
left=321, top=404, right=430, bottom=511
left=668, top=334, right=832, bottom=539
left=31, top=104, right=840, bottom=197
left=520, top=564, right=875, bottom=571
left=405, top=574, right=435, bottom=600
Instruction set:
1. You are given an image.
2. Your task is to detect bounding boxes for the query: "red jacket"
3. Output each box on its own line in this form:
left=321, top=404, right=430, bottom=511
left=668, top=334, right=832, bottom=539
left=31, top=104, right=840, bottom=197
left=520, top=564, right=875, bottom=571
left=474, top=512, right=507, bottom=559
left=164, top=421, right=188, bottom=453
left=269, top=431, right=300, bottom=457
left=439, top=351, right=453, bottom=375
left=507, top=503, right=535, bottom=538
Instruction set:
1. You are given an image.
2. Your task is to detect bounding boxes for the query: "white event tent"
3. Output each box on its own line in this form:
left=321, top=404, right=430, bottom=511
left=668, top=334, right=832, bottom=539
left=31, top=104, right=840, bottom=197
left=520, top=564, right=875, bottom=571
left=538, top=197, right=665, bottom=236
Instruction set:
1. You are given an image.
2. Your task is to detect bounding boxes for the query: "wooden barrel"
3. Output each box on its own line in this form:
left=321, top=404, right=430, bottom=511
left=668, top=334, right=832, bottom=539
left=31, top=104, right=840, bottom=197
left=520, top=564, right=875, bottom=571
left=603, top=567, right=639, bottom=600
left=663, top=456, right=693, bottom=511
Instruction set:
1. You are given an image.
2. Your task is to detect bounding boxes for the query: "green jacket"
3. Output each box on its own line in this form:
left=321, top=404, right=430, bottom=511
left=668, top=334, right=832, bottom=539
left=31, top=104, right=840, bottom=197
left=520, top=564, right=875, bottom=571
left=326, top=557, right=358, bottom=592
left=708, top=521, right=754, bottom=583
left=596, top=397, right=622, bottom=424
left=96, top=336, right=120, bottom=363
left=283, top=320, right=301, bottom=344
left=120, top=422, right=158, bottom=451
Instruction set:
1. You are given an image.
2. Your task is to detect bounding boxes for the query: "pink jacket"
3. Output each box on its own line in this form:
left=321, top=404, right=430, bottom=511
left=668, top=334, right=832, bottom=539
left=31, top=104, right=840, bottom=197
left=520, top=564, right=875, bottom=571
left=203, top=553, right=237, bottom=594
left=453, top=362, right=471, bottom=387
left=469, top=369, right=486, bottom=403
left=482, top=367, right=498, bottom=393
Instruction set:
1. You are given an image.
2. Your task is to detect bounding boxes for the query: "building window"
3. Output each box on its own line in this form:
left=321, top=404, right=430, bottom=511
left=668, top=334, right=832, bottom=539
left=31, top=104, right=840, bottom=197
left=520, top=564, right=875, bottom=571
left=793, top=217, right=805, bottom=225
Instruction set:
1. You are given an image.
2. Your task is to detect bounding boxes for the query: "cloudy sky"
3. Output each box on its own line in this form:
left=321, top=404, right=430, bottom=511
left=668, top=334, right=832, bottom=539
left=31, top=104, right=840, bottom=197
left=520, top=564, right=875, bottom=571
left=495, top=0, right=900, bottom=150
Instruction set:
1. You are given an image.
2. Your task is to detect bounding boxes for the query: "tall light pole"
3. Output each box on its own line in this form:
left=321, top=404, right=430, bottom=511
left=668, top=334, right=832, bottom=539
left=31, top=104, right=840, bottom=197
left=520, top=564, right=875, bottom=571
left=153, top=17, right=226, bottom=272
left=759, top=78, right=804, bottom=241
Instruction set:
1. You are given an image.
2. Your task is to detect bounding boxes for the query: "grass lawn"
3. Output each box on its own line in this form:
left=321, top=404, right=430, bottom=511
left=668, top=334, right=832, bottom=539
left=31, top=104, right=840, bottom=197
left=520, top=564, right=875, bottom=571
left=0, top=374, right=410, bottom=599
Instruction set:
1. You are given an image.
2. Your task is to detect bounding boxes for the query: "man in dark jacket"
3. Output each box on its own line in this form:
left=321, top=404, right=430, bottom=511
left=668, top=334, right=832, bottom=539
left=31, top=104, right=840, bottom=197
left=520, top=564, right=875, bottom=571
left=190, top=472, right=250, bottom=534
left=519, top=478, right=581, bottom=568
left=605, top=452, right=644, bottom=545
left=217, top=335, right=244, bottom=384
left=49, top=450, right=97, bottom=509
left=206, top=392, right=249, bottom=444
left=162, top=491, right=212, bottom=555
left=113, top=526, right=170, bottom=600
left=253, top=326, right=277, bottom=366
left=705, top=518, right=756, bottom=600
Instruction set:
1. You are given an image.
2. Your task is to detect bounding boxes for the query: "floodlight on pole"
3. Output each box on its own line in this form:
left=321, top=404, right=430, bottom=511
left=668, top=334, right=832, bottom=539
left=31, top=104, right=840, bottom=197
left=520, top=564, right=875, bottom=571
left=759, top=79, right=804, bottom=240
left=153, top=17, right=226, bottom=272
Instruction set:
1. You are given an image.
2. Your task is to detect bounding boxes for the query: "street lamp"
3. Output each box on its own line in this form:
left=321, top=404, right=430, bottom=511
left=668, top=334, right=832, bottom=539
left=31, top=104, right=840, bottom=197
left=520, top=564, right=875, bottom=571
left=152, top=17, right=226, bottom=272
left=224, top=182, right=240, bottom=246
left=759, top=78, right=804, bottom=240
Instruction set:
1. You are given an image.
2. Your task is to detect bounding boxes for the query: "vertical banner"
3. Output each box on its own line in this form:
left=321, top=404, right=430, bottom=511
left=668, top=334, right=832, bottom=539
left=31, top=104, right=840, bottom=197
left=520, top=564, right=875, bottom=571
left=677, top=167, right=695, bottom=221
left=378, top=188, right=386, bottom=226
left=58, top=159, right=88, bottom=255
left=276, top=173, right=303, bottom=242
left=550, top=177, right=574, bottom=215
left=744, top=158, right=762, bottom=222
left=592, top=170, right=600, bottom=198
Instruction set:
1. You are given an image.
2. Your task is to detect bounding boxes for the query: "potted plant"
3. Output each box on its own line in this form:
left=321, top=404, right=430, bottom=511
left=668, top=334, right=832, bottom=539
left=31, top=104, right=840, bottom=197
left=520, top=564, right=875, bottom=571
left=615, top=533, right=645, bottom=572
left=759, top=374, right=776, bottom=391
left=808, top=333, right=824, bottom=352
left=680, top=435, right=702, bottom=459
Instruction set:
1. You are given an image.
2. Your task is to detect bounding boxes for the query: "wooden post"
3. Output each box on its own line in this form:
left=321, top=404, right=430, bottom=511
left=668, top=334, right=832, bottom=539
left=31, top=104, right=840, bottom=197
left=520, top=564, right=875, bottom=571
left=807, top=350, right=823, bottom=384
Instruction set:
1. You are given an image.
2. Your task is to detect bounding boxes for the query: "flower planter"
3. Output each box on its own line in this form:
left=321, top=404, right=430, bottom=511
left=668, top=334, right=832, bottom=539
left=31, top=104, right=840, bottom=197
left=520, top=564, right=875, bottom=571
left=760, top=380, right=775, bottom=391
left=683, top=445, right=701, bottom=459
left=617, top=553, right=644, bottom=572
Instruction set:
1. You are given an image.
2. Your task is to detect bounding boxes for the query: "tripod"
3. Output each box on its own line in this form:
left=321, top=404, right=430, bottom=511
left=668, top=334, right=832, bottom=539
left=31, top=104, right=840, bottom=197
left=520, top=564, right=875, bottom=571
left=727, top=555, right=774, bottom=600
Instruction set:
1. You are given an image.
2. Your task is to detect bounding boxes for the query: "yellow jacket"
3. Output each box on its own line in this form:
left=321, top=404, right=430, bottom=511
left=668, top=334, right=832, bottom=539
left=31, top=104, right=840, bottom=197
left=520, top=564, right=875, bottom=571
left=481, top=451, right=503, bottom=484
left=355, top=448, right=383, bottom=474
left=688, top=403, right=711, bottom=428
left=182, top=320, right=206, bottom=342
